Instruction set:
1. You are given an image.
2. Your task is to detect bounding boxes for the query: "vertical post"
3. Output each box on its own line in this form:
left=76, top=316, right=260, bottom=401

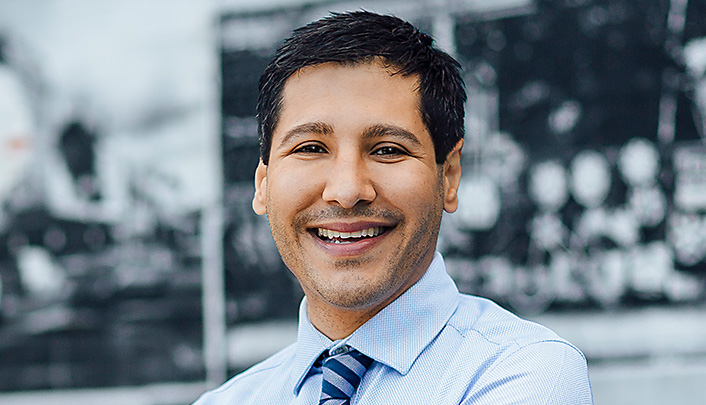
left=658, top=0, right=689, bottom=145
left=201, top=4, right=228, bottom=386
left=431, top=0, right=457, bottom=57
left=201, top=201, right=227, bottom=387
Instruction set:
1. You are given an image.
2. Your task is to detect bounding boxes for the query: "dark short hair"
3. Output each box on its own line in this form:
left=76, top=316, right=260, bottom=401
left=257, top=10, right=466, bottom=165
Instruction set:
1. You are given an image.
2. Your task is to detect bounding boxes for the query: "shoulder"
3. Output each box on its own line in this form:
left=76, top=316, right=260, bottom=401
left=450, top=294, right=574, bottom=348
left=443, top=295, right=592, bottom=403
left=192, top=343, right=296, bottom=404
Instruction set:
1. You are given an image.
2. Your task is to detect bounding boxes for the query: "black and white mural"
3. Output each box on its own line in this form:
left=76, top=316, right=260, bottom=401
left=443, top=0, right=706, bottom=314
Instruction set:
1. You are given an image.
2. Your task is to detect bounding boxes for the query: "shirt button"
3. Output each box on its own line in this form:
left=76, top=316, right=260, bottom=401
left=330, top=345, right=350, bottom=356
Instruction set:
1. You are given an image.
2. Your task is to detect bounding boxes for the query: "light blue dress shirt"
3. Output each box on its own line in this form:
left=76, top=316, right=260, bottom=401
left=195, top=252, right=593, bottom=404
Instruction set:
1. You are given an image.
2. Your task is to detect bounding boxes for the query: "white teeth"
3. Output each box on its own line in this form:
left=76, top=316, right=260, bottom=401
left=317, top=227, right=381, bottom=241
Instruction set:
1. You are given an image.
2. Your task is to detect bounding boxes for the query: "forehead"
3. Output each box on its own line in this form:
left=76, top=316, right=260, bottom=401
left=281, top=60, right=419, bottom=100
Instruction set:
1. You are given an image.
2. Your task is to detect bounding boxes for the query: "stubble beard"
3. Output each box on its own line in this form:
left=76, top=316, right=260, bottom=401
left=269, top=183, right=445, bottom=313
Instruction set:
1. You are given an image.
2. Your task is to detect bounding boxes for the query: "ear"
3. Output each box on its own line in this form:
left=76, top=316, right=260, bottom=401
left=442, top=140, right=463, bottom=213
left=252, top=160, right=268, bottom=215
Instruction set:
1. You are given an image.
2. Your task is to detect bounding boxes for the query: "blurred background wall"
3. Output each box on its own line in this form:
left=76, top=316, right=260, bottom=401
left=0, top=0, right=220, bottom=402
left=1, top=0, right=706, bottom=404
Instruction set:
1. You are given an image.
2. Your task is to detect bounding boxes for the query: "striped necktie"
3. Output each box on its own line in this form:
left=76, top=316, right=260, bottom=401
left=319, top=346, right=373, bottom=405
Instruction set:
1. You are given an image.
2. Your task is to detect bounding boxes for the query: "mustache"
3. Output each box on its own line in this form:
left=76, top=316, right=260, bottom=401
left=294, top=206, right=403, bottom=227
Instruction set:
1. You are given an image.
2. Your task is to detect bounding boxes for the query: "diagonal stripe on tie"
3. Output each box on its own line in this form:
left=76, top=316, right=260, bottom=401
left=322, top=378, right=351, bottom=400
left=319, top=347, right=373, bottom=405
left=326, top=358, right=362, bottom=391
left=336, top=354, right=370, bottom=379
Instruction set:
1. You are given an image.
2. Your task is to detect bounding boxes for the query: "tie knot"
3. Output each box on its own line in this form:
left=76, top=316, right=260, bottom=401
left=319, top=346, right=373, bottom=405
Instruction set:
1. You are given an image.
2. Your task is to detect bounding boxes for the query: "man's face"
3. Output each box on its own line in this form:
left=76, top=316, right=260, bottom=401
left=253, top=61, right=462, bottom=320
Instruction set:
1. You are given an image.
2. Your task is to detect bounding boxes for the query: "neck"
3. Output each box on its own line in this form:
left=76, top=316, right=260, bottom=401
left=305, top=255, right=435, bottom=340
left=307, top=301, right=382, bottom=340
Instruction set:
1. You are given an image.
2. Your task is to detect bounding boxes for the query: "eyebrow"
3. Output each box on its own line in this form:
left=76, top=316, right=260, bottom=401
left=277, top=122, right=423, bottom=148
left=362, top=124, right=423, bottom=147
left=279, top=122, right=334, bottom=147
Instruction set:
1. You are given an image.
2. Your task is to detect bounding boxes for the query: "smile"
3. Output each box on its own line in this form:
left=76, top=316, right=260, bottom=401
left=316, top=226, right=387, bottom=244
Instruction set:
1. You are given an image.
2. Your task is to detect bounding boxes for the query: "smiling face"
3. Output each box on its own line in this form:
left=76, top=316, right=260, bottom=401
left=252, top=61, right=462, bottom=338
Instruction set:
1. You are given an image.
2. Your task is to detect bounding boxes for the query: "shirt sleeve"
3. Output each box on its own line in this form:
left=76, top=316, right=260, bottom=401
left=461, top=341, right=593, bottom=404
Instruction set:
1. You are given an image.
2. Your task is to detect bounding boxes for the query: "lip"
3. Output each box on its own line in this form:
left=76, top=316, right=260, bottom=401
left=307, top=221, right=395, bottom=257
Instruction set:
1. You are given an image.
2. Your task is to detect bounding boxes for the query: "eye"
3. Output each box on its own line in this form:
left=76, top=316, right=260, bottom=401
left=372, top=145, right=408, bottom=156
left=293, top=143, right=327, bottom=154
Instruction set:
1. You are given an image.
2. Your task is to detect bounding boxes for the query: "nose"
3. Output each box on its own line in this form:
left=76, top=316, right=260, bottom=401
left=321, top=153, right=376, bottom=208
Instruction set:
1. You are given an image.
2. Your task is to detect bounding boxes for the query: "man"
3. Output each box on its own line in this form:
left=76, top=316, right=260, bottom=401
left=196, top=11, right=592, bottom=404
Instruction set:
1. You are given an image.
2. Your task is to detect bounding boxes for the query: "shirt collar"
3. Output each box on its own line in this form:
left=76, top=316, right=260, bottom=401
left=290, top=252, right=460, bottom=394
left=290, top=298, right=332, bottom=395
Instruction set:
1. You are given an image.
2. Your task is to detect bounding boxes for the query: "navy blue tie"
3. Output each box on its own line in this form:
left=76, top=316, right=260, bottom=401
left=319, top=346, right=373, bottom=405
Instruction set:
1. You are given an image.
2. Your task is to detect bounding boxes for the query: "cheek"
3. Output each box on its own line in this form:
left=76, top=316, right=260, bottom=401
left=373, top=166, right=442, bottom=206
left=267, top=166, right=324, bottom=211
